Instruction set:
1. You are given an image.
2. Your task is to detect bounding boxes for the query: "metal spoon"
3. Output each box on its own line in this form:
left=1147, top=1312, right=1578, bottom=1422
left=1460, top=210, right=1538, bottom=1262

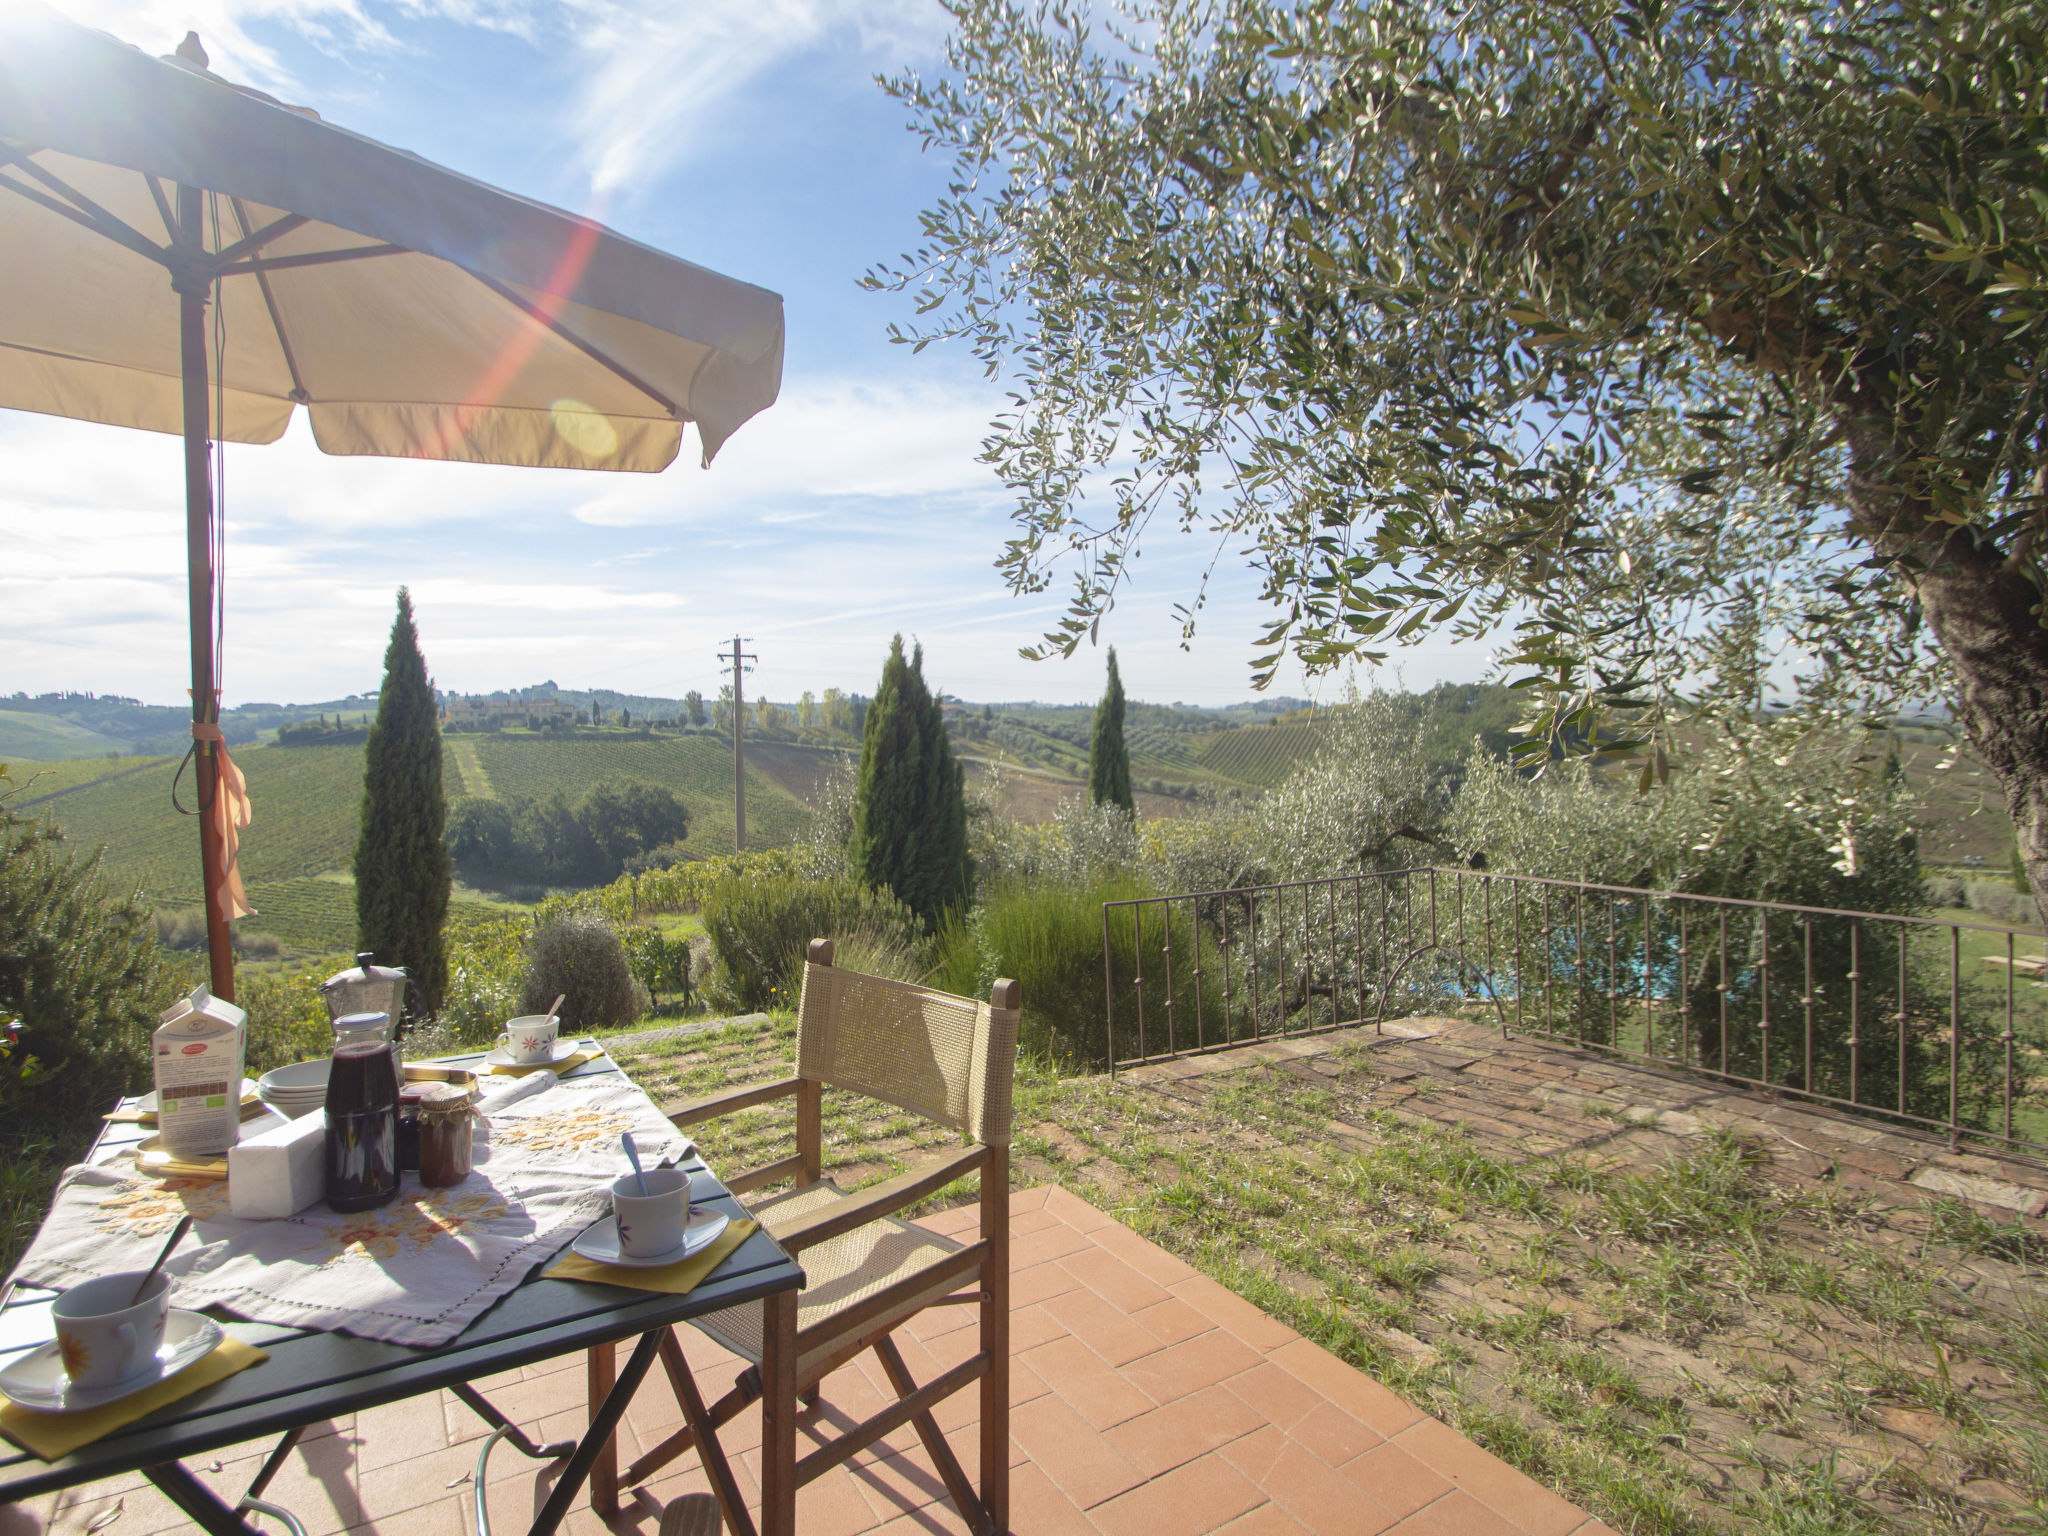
left=131, top=1214, right=193, bottom=1306
left=620, top=1132, right=649, bottom=1197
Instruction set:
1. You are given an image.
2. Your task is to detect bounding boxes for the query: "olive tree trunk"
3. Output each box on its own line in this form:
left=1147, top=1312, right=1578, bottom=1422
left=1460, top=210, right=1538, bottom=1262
left=1851, top=438, right=2048, bottom=923
left=1917, top=555, right=2048, bottom=922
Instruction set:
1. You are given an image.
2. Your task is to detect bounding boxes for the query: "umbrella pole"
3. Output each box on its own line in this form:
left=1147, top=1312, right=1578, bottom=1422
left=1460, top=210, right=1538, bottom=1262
left=177, top=185, right=235, bottom=1003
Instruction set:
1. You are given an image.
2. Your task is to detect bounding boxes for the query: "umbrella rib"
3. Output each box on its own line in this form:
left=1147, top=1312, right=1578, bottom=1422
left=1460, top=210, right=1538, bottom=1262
left=222, top=244, right=408, bottom=275
left=0, top=158, right=167, bottom=268
left=230, top=197, right=311, bottom=406
left=145, top=174, right=177, bottom=243
left=210, top=213, right=311, bottom=269
left=468, top=271, right=681, bottom=419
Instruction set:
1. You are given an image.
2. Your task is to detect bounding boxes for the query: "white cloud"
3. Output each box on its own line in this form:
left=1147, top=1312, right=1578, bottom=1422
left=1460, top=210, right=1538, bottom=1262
left=568, top=372, right=1003, bottom=527
left=558, top=0, right=946, bottom=194
left=48, top=0, right=947, bottom=199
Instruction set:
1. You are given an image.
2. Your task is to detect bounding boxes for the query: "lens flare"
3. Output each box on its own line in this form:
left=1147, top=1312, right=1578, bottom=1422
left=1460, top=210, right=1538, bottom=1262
left=551, top=399, right=619, bottom=459
left=430, top=212, right=608, bottom=460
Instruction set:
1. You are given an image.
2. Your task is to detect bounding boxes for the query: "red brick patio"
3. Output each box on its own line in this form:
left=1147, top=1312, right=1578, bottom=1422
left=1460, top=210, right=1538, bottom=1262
left=5, top=1188, right=1615, bottom=1536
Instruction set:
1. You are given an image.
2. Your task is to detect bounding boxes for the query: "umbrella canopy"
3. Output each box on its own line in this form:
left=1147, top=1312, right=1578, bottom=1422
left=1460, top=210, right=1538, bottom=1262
left=0, top=7, right=785, bottom=998
left=0, top=8, right=783, bottom=469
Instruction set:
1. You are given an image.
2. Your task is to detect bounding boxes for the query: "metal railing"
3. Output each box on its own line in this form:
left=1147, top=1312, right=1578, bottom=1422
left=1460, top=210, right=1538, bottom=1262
left=1102, top=866, right=2048, bottom=1155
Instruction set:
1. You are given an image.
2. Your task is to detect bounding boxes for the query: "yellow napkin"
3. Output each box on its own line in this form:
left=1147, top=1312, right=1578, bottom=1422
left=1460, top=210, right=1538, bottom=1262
left=544, top=1219, right=757, bottom=1294
left=491, top=1049, right=599, bottom=1078
left=0, top=1336, right=268, bottom=1462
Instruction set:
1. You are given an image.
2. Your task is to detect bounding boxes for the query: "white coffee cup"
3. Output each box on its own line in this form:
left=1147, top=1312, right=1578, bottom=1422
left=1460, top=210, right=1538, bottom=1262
left=611, top=1168, right=689, bottom=1259
left=52, top=1271, right=171, bottom=1389
left=497, top=1015, right=561, bottom=1065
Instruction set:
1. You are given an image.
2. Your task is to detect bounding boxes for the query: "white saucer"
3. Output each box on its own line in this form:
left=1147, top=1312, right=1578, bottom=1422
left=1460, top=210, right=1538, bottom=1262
left=571, top=1208, right=729, bottom=1268
left=0, top=1310, right=224, bottom=1414
left=483, top=1039, right=583, bottom=1069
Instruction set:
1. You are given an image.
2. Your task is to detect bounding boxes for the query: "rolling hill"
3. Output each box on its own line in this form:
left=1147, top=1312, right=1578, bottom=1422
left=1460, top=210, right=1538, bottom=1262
left=0, top=708, right=128, bottom=761
left=12, top=732, right=815, bottom=954
left=27, top=745, right=368, bottom=900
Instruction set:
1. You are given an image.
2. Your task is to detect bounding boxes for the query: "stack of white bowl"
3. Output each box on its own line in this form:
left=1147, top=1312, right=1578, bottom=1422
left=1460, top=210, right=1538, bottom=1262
left=257, top=1058, right=331, bottom=1119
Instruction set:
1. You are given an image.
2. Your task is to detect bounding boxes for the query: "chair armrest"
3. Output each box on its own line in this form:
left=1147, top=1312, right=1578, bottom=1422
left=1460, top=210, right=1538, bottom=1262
left=769, top=1144, right=991, bottom=1254
left=666, top=1075, right=804, bottom=1129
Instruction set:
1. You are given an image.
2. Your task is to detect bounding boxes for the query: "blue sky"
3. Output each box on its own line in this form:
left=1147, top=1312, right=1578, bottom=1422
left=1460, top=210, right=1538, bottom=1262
left=3, top=0, right=1491, bottom=710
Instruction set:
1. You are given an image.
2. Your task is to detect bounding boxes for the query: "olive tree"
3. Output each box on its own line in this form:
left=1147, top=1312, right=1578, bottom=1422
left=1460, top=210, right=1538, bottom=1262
left=870, top=0, right=2048, bottom=890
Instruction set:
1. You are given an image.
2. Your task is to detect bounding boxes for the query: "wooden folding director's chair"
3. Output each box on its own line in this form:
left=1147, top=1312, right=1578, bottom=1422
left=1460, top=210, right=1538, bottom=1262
left=627, top=939, right=1020, bottom=1536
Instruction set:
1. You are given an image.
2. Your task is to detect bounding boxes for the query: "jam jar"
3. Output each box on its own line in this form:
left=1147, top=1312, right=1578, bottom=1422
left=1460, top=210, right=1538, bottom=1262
left=416, top=1084, right=475, bottom=1188
left=396, top=1084, right=430, bottom=1172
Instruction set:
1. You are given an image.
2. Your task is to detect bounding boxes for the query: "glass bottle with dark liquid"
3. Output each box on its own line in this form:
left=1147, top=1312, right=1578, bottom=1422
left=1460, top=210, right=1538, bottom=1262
left=325, top=1040, right=400, bottom=1212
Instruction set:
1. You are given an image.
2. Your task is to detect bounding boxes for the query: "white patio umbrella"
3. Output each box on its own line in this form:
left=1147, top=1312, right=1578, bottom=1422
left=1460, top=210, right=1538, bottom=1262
left=0, top=7, right=784, bottom=999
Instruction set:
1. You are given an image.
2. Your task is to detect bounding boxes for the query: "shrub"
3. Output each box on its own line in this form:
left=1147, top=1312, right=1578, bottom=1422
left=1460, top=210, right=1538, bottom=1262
left=1924, top=875, right=1967, bottom=908
left=155, top=905, right=209, bottom=950
left=521, top=914, right=648, bottom=1032
left=1967, top=881, right=2038, bottom=926
left=700, top=872, right=925, bottom=1013
left=623, top=841, right=693, bottom=876
left=437, top=915, right=527, bottom=1047
left=933, top=876, right=1226, bottom=1066
left=974, top=793, right=1138, bottom=890
left=1140, top=808, right=1267, bottom=898
left=0, top=817, right=166, bottom=1134
left=621, top=926, right=694, bottom=1006
left=228, top=966, right=337, bottom=1073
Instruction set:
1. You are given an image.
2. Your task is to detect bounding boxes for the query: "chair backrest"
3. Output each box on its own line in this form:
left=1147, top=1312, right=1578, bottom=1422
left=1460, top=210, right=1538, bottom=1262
left=795, top=940, right=1020, bottom=1147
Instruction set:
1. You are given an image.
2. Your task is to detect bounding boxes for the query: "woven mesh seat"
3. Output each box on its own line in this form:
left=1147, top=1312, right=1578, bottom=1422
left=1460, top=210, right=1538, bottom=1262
left=622, top=941, right=1019, bottom=1536
left=690, top=1179, right=965, bottom=1364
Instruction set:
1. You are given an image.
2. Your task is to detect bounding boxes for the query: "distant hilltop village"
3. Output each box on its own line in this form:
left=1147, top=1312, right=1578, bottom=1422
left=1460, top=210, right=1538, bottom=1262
left=438, top=695, right=579, bottom=728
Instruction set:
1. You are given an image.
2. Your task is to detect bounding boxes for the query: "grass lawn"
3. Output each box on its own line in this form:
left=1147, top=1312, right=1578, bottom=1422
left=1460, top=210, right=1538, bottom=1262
left=613, top=1018, right=2048, bottom=1536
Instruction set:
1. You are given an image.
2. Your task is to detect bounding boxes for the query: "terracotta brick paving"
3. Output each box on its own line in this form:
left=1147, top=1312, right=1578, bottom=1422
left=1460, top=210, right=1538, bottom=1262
left=5, top=1188, right=1615, bottom=1536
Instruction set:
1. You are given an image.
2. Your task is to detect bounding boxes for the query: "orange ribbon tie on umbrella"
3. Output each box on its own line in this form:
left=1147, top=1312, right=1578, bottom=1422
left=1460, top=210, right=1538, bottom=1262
left=191, top=723, right=253, bottom=922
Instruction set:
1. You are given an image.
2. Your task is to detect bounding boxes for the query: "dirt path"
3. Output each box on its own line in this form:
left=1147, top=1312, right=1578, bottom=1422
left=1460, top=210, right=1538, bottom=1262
left=446, top=737, right=493, bottom=800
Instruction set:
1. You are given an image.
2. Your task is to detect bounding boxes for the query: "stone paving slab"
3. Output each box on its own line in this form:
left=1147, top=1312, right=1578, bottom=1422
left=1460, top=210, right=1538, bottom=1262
left=5, top=1188, right=1612, bottom=1536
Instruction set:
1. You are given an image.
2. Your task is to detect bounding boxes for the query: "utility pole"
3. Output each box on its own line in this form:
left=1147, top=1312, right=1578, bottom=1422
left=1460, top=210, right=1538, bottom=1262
left=717, top=635, right=756, bottom=850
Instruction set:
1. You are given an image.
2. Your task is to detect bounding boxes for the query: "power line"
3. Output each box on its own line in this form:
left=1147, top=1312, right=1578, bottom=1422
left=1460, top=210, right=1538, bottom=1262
left=716, top=638, right=757, bottom=856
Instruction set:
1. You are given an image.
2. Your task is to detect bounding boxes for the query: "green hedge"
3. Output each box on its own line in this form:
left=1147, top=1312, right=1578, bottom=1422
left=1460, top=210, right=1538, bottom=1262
left=700, top=871, right=924, bottom=1014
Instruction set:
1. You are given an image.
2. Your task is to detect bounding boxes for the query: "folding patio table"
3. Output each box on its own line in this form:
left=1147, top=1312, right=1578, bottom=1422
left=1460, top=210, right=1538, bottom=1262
left=0, top=1046, right=807, bottom=1536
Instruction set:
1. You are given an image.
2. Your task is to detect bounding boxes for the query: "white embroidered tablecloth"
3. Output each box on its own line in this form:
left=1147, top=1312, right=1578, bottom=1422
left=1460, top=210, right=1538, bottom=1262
left=8, top=1068, right=692, bottom=1346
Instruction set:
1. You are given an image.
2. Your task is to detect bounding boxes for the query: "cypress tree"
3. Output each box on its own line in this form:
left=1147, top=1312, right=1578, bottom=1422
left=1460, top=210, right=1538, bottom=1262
left=355, top=588, right=451, bottom=1014
left=1089, top=646, right=1135, bottom=812
left=850, top=636, right=971, bottom=926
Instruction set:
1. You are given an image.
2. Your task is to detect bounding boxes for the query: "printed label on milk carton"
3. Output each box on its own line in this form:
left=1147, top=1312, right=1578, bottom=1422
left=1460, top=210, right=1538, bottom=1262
left=153, top=986, right=249, bottom=1156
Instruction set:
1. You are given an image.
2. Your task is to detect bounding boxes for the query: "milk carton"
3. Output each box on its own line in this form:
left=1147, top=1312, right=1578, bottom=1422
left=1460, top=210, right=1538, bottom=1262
left=153, top=985, right=249, bottom=1156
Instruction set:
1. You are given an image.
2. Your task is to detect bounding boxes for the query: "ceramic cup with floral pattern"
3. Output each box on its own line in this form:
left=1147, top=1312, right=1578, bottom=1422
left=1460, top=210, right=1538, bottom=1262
left=496, top=1015, right=560, bottom=1065
left=611, top=1167, right=688, bottom=1259
left=52, top=1270, right=171, bottom=1388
